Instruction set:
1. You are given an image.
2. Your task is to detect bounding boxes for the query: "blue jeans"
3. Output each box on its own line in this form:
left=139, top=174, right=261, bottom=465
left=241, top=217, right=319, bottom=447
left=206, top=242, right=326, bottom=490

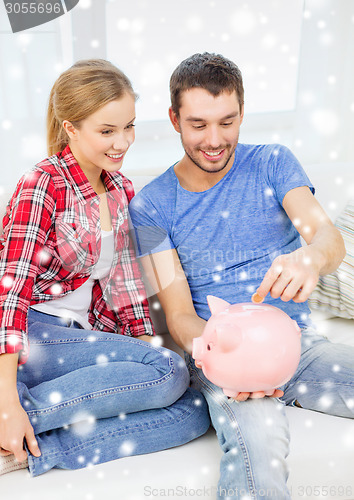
left=185, top=327, right=354, bottom=499
left=18, top=309, right=210, bottom=477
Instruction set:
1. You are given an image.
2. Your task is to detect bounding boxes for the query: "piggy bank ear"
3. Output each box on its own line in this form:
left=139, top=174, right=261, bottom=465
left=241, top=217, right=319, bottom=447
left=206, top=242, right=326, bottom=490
left=207, top=295, right=230, bottom=315
left=216, top=324, right=242, bottom=353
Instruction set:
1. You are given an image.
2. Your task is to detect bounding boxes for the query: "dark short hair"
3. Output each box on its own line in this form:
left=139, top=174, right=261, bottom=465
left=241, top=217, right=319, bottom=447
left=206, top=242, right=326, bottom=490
left=170, top=52, right=244, bottom=116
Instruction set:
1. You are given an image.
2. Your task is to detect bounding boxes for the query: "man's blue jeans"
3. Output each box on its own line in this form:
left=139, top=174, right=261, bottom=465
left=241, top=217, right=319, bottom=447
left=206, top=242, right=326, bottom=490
left=17, top=309, right=210, bottom=477
left=185, top=327, right=354, bottom=500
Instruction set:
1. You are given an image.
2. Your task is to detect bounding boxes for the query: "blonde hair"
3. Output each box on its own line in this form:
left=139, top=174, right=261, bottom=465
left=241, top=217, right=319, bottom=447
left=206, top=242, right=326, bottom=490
left=46, top=59, right=136, bottom=156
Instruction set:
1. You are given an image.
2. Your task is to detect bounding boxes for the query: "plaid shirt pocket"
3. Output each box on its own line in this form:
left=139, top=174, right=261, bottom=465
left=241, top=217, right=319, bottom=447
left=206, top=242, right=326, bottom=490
left=56, top=217, right=98, bottom=274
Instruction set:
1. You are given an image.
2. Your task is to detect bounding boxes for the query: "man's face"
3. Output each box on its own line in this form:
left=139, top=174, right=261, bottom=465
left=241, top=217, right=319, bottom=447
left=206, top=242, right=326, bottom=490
left=169, top=88, right=244, bottom=174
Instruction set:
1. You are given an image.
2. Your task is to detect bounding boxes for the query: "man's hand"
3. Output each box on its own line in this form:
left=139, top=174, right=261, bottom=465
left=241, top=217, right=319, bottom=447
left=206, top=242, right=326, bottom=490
left=233, top=389, right=284, bottom=402
left=256, top=246, right=321, bottom=303
left=194, top=362, right=284, bottom=401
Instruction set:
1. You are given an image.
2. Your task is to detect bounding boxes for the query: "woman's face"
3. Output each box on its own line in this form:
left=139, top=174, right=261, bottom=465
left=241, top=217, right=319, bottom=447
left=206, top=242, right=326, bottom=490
left=67, top=93, right=136, bottom=174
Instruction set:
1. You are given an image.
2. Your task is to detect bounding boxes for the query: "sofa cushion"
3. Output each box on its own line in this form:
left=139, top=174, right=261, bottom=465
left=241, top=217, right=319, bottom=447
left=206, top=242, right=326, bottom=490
left=309, top=199, right=354, bottom=319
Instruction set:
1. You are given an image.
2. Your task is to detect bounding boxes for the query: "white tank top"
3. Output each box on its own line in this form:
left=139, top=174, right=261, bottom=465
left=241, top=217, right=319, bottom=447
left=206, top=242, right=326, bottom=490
left=31, top=230, right=115, bottom=329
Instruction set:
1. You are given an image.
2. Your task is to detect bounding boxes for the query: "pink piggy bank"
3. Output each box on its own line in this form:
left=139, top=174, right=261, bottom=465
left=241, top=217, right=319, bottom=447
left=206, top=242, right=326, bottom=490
left=192, top=296, right=302, bottom=398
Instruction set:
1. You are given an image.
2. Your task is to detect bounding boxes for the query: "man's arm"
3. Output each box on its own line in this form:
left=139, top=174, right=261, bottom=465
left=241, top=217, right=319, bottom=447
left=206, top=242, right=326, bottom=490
left=256, top=186, right=346, bottom=302
left=140, top=248, right=205, bottom=354
left=140, top=248, right=282, bottom=401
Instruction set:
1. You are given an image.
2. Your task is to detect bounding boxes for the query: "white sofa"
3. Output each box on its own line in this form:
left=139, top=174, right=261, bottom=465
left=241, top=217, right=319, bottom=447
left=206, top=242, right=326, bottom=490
left=1, top=162, right=354, bottom=500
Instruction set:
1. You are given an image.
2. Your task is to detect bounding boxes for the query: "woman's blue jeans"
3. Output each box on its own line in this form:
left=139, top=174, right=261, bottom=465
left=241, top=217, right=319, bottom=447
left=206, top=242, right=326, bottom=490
left=17, top=309, right=210, bottom=477
left=185, top=327, right=354, bottom=500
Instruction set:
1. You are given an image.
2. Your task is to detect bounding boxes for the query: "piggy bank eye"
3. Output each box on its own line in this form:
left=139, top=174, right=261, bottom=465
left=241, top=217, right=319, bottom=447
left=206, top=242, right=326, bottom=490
left=207, top=343, right=212, bottom=351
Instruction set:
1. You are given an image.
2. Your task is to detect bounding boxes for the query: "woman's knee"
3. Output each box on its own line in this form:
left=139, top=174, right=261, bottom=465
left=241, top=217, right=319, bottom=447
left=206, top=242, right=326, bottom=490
left=157, top=348, right=190, bottom=405
left=177, top=387, right=211, bottom=437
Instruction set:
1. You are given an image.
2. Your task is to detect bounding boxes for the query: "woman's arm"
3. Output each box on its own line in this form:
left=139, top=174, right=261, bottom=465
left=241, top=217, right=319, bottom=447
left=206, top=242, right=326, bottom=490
left=0, top=170, right=55, bottom=363
left=0, top=171, right=56, bottom=458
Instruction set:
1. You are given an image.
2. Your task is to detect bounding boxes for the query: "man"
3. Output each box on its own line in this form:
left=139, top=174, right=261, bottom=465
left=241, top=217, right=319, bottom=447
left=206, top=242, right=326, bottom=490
left=129, top=53, right=353, bottom=499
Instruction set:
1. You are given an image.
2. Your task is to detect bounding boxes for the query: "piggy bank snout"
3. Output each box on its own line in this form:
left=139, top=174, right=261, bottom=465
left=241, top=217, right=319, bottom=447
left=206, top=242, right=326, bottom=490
left=192, top=336, right=205, bottom=360
left=293, top=320, right=301, bottom=334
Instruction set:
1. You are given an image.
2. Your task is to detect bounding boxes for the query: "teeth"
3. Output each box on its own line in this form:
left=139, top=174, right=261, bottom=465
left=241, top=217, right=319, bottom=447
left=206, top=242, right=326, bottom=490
left=106, top=153, right=124, bottom=159
left=204, top=150, right=222, bottom=157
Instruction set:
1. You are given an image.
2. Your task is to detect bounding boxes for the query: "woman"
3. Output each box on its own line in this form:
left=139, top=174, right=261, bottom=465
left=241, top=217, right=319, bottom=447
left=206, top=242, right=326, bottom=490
left=0, top=59, right=209, bottom=477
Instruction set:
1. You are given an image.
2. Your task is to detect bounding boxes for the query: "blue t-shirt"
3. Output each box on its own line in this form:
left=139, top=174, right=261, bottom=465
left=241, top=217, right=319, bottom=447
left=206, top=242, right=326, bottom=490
left=129, top=143, right=314, bottom=328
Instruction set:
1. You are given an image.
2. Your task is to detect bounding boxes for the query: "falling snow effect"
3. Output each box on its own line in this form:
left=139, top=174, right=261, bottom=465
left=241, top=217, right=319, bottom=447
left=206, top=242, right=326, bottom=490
left=96, top=354, right=109, bottom=366
left=0, top=1, right=352, bottom=499
left=49, top=391, right=62, bottom=404
left=37, top=249, right=52, bottom=265
left=1, top=276, right=14, bottom=288
left=50, top=283, right=63, bottom=295
left=150, top=335, right=163, bottom=347
left=71, top=413, right=97, bottom=437
left=8, top=335, right=20, bottom=347
left=297, top=384, right=308, bottom=395
left=120, top=440, right=135, bottom=457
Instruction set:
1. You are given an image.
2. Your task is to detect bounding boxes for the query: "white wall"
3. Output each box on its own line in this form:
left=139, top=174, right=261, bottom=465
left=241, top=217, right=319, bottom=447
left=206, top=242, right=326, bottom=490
left=0, top=0, right=353, bottom=191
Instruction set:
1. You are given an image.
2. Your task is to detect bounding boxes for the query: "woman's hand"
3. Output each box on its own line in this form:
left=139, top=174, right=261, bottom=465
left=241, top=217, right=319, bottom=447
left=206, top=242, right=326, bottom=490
left=0, top=353, right=41, bottom=462
left=0, top=396, right=41, bottom=462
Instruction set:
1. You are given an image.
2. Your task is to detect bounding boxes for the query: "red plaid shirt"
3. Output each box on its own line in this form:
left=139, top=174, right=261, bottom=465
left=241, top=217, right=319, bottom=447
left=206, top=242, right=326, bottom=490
left=0, top=146, right=155, bottom=364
